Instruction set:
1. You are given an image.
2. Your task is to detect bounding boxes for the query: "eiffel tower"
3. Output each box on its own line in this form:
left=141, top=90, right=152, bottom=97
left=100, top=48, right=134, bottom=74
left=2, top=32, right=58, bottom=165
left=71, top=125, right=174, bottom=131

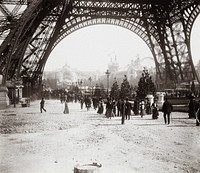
left=0, top=0, right=199, bottom=91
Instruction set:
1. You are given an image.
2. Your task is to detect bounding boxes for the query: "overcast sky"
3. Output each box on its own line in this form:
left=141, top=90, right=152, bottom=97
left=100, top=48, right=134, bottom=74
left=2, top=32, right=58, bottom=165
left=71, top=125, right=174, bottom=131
left=44, top=15, right=200, bottom=72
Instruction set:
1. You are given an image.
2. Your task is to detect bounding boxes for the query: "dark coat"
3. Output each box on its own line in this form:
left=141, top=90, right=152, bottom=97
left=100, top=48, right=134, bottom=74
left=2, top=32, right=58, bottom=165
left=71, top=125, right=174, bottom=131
left=188, top=99, right=198, bottom=118
left=162, top=100, right=173, bottom=114
left=40, top=100, right=45, bottom=107
left=106, top=101, right=114, bottom=117
left=152, top=104, right=159, bottom=119
left=117, top=100, right=123, bottom=112
left=97, top=101, right=104, bottom=114
left=106, top=101, right=113, bottom=110
left=133, top=100, right=140, bottom=115
left=125, top=101, right=132, bottom=115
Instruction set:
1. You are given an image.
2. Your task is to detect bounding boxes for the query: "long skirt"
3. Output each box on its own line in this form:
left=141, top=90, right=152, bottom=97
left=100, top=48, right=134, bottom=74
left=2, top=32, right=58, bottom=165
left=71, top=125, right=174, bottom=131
left=106, top=109, right=112, bottom=118
left=63, top=104, right=69, bottom=114
left=152, top=108, right=159, bottom=119
left=97, top=105, right=104, bottom=114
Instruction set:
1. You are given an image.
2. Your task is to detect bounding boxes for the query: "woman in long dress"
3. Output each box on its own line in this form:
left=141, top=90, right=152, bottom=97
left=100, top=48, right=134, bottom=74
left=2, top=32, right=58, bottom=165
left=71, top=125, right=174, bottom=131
left=63, top=100, right=69, bottom=114
left=106, top=98, right=113, bottom=119
left=152, top=103, right=159, bottom=119
left=97, top=99, right=104, bottom=114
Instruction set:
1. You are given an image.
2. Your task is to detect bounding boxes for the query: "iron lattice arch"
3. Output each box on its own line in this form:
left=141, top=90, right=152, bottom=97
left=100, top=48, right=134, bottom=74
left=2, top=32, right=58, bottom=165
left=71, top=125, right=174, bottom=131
left=0, top=0, right=200, bottom=89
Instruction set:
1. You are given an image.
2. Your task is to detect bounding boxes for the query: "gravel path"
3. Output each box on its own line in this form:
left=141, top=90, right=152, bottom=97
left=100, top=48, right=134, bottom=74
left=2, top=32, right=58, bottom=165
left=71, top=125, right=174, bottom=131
left=0, top=100, right=200, bottom=173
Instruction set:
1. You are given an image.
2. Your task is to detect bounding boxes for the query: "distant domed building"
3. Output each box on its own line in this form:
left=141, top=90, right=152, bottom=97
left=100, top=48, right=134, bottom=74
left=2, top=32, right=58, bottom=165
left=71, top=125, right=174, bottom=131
left=54, top=63, right=102, bottom=87
left=107, top=56, right=144, bottom=85
left=43, top=56, right=155, bottom=89
left=108, top=57, right=119, bottom=74
left=59, top=64, right=77, bottom=84
left=127, top=59, right=138, bottom=82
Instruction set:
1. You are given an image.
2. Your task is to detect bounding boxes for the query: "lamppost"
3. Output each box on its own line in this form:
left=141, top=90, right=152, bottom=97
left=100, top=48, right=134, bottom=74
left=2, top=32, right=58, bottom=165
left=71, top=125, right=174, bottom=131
left=105, top=69, right=110, bottom=97
left=88, top=77, right=92, bottom=97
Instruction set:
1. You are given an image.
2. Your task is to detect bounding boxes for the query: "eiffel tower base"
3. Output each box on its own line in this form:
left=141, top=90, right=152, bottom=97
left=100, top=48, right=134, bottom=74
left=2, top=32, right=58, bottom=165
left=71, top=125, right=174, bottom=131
left=0, top=85, right=9, bottom=109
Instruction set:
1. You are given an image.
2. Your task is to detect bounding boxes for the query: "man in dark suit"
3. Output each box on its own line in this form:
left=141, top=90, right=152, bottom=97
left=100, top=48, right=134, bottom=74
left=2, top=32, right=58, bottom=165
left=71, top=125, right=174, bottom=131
left=162, top=97, right=173, bottom=124
left=117, top=98, right=123, bottom=117
left=125, top=98, right=132, bottom=120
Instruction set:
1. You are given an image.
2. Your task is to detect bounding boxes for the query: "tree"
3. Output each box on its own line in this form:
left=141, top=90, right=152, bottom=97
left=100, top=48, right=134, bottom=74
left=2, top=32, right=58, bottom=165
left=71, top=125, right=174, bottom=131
left=120, top=75, right=131, bottom=99
left=94, top=84, right=101, bottom=98
left=110, top=78, right=120, bottom=99
left=136, top=69, right=156, bottom=100
left=99, top=83, right=106, bottom=99
left=136, top=73, right=146, bottom=100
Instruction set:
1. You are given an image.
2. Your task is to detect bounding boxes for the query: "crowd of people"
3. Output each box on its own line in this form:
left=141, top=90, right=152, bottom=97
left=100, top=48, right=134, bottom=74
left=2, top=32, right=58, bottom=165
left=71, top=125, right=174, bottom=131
left=77, top=96, right=167, bottom=125
left=40, top=93, right=200, bottom=126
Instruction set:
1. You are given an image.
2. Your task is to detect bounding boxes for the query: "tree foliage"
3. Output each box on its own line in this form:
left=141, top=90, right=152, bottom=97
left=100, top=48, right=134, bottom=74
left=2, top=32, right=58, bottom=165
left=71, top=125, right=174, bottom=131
left=120, top=75, right=131, bottom=99
left=136, top=69, right=156, bottom=100
left=98, top=83, right=106, bottom=98
left=110, top=79, right=120, bottom=99
left=94, top=84, right=101, bottom=98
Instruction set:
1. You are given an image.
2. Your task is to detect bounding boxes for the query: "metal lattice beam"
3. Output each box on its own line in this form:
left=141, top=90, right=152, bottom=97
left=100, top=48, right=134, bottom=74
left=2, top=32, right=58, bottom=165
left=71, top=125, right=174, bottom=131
left=0, top=0, right=199, bottom=89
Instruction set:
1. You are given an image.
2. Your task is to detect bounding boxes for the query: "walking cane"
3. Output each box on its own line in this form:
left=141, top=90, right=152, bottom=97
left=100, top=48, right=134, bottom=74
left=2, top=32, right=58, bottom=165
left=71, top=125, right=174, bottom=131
left=170, top=112, right=173, bottom=124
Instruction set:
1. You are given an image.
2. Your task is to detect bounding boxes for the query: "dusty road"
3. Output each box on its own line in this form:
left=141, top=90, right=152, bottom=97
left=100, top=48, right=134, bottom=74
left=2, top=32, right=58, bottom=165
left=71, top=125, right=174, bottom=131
left=0, top=100, right=200, bottom=173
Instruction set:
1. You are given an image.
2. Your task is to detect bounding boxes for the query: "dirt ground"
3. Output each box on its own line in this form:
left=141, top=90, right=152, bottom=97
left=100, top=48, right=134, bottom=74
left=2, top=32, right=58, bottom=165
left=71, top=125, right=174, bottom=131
left=0, top=100, right=200, bottom=173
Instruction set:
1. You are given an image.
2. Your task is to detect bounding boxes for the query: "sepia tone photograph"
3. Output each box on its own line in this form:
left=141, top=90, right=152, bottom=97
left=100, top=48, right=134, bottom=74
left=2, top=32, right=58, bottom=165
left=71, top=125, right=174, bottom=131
left=0, top=1, right=200, bottom=173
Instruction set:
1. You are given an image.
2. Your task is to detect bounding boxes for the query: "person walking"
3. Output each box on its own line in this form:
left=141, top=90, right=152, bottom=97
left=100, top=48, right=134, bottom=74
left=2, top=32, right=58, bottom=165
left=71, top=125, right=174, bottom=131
left=106, top=98, right=113, bottom=119
left=146, top=98, right=152, bottom=115
left=112, top=99, right=117, bottom=116
left=40, top=97, right=46, bottom=113
left=188, top=94, right=197, bottom=119
left=92, top=97, right=98, bottom=110
left=63, top=99, right=69, bottom=114
left=140, top=100, right=145, bottom=118
left=117, top=98, right=123, bottom=116
left=133, top=98, right=140, bottom=115
left=80, top=96, right=84, bottom=109
left=125, top=98, right=132, bottom=120
left=97, top=98, right=104, bottom=115
left=121, top=99, right=126, bottom=124
left=161, top=97, right=173, bottom=124
left=152, top=102, right=159, bottom=119
left=85, top=96, right=91, bottom=111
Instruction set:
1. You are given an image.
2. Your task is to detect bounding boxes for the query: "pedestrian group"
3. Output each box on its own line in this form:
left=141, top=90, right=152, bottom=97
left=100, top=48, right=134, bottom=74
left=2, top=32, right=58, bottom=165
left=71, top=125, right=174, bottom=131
left=39, top=93, right=200, bottom=126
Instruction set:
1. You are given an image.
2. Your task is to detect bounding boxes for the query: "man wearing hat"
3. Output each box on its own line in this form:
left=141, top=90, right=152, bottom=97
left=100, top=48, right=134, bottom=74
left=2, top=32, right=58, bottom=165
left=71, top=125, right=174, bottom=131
left=188, top=93, right=197, bottom=119
left=162, top=97, right=173, bottom=124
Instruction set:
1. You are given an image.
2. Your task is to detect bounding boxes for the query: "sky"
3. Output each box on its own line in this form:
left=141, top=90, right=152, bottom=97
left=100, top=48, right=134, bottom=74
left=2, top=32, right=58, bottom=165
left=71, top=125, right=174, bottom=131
left=44, top=15, right=200, bottom=72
